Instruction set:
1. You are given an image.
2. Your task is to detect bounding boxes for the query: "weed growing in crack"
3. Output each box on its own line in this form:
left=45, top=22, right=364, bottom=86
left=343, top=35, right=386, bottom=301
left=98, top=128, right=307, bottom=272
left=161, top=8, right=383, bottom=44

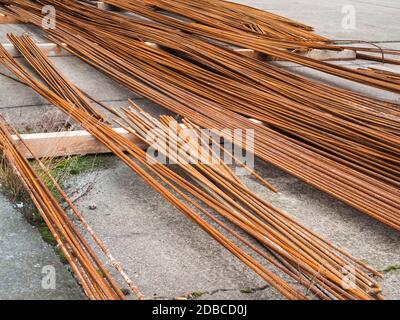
left=0, top=153, right=114, bottom=266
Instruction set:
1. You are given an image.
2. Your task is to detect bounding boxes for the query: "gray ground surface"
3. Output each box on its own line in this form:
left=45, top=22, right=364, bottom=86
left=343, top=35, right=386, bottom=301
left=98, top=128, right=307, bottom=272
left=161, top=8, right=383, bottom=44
left=0, top=193, right=85, bottom=300
left=235, top=0, right=400, bottom=41
left=66, top=158, right=400, bottom=300
left=0, top=0, right=399, bottom=300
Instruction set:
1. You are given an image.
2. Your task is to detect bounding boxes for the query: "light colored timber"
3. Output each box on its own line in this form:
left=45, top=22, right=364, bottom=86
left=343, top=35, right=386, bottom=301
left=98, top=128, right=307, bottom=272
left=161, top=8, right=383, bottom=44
left=0, top=13, right=22, bottom=24
left=94, top=1, right=122, bottom=11
left=254, top=48, right=356, bottom=62
left=301, top=49, right=356, bottom=61
left=11, top=121, right=260, bottom=159
left=93, top=2, right=356, bottom=62
left=12, top=128, right=145, bottom=159
left=1, top=41, right=265, bottom=59
left=0, top=2, right=356, bottom=61
left=146, top=42, right=355, bottom=61
left=3, top=40, right=355, bottom=61
left=234, top=48, right=267, bottom=60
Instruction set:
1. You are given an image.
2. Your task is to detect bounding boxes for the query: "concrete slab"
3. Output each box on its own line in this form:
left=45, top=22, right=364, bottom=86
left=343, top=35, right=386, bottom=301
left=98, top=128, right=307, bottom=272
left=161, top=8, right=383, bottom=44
left=0, top=56, right=138, bottom=109
left=230, top=0, right=400, bottom=41
left=65, top=157, right=400, bottom=300
left=65, top=160, right=287, bottom=300
left=0, top=24, right=47, bottom=44
left=0, top=193, right=85, bottom=300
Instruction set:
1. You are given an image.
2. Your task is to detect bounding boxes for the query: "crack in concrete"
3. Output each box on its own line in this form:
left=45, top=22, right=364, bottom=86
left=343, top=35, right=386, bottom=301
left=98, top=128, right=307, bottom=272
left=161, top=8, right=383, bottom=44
left=151, top=284, right=270, bottom=300
left=206, top=284, right=270, bottom=296
left=380, top=264, right=400, bottom=274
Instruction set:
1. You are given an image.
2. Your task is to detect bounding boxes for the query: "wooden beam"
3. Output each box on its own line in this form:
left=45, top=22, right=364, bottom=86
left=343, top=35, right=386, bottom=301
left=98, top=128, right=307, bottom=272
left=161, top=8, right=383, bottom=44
left=0, top=13, right=22, bottom=24
left=256, top=48, right=356, bottom=62
left=144, top=41, right=159, bottom=49
left=93, top=1, right=122, bottom=11
left=92, top=2, right=355, bottom=62
left=144, top=41, right=354, bottom=61
left=12, top=128, right=145, bottom=159
left=233, top=48, right=267, bottom=60
left=11, top=122, right=259, bottom=159
left=1, top=4, right=353, bottom=62
left=222, top=43, right=356, bottom=62
left=3, top=40, right=355, bottom=61
left=302, top=49, right=356, bottom=61
left=3, top=43, right=71, bottom=58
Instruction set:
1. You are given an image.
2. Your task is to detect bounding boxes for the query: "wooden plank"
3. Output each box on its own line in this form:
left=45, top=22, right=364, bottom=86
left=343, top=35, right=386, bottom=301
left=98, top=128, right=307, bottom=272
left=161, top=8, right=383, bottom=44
left=223, top=45, right=355, bottom=62
left=7, top=4, right=350, bottom=62
left=144, top=41, right=159, bottom=49
left=11, top=122, right=258, bottom=159
left=233, top=48, right=266, bottom=60
left=12, top=128, right=145, bottom=159
left=2, top=40, right=355, bottom=61
left=302, top=49, right=356, bottom=61
left=92, top=3, right=355, bottom=62
left=93, top=1, right=122, bottom=11
left=261, top=49, right=356, bottom=62
left=0, top=13, right=22, bottom=24
left=3, top=43, right=71, bottom=58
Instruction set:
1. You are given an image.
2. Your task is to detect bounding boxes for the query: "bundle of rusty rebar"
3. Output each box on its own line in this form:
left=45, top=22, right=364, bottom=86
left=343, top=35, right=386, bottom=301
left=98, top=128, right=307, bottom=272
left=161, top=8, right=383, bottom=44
left=358, top=67, right=400, bottom=84
left=115, top=0, right=326, bottom=41
left=99, top=0, right=400, bottom=92
left=0, top=116, right=129, bottom=300
left=0, top=34, right=386, bottom=300
left=4, top=1, right=398, bottom=230
left=104, top=0, right=400, bottom=57
left=117, top=103, right=385, bottom=300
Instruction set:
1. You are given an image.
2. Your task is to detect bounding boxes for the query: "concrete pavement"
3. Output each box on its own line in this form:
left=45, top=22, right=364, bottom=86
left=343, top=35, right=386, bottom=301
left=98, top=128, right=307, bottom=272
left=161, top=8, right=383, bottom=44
left=0, top=193, right=84, bottom=299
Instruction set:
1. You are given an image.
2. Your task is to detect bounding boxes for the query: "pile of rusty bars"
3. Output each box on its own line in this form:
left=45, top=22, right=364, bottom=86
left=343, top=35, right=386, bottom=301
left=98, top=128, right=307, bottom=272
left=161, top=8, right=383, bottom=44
left=3, top=0, right=398, bottom=229
left=0, top=117, right=135, bottom=300
left=0, top=34, right=386, bottom=300
left=104, top=0, right=400, bottom=91
left=0, top=0, right=399, bottom=300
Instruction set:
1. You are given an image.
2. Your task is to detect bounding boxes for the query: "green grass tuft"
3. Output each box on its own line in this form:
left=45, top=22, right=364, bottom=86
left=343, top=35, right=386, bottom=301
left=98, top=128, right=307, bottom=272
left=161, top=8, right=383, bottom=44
left=120, top=288, right=131, bottom=296
left=98, top=269, right=106, bottom=278
left=54, top=246, right=68, bottom=265
left=1, top=154, right=114, bottom=268
left=191, top=291, right=206, bottom=299
left=38, top=223, right=57, bottom=246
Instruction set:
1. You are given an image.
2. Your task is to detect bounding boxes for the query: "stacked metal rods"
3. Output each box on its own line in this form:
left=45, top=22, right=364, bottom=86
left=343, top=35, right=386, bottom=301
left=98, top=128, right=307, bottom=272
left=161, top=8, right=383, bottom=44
left=111, top=0, right=327, bottom=41
left=117, top=103, right=385, bottom=300
left=140, top=0, right=400, bottom=56
left=358, top=68, right=400, bottom=84
left=0, top=35, right=385, bottom=300
left=204, top=0, right=314, bottom=32
left=130, top=0, right=400, bottom=61
left=40, top=12, right=400, bottom=185
left=100, top=0, right=400, bottom=92
left=173, top=0, right=319, bottom=37
left=5, top=1, right=399, bottom=229
left=103, top=0, right=399, bottom=59
left=0, top=117, right=129, bottom=300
